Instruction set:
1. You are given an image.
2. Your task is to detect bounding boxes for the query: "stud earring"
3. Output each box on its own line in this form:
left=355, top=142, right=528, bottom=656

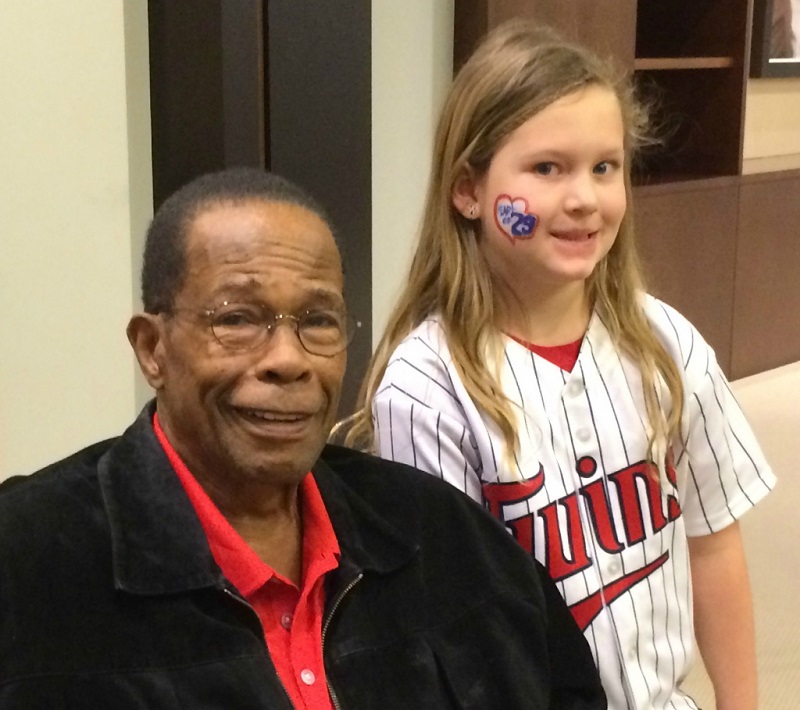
left=468, top=204, right=477, bottom=218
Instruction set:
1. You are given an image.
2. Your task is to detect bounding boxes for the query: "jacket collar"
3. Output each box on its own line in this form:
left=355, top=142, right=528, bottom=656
left=98, top=402, right=223, bottom=595
left=98, top=402, right=416, bottom=596
left=313, top=451, right=418, bottom=576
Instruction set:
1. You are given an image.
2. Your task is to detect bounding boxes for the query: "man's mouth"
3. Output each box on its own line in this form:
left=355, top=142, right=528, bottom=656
left=236, top=407, right=312, bottom=423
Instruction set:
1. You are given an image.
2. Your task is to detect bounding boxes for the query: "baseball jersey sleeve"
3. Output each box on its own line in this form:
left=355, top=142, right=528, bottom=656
left=372, top=321, right=485, bottom=503
left=650, top=299, right=776, bottom=537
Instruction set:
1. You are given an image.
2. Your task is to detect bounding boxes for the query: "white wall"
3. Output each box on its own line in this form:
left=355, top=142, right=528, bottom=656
left=0, top=1, right=152, bottom=479
left=370, top=1, right=454, bottom=346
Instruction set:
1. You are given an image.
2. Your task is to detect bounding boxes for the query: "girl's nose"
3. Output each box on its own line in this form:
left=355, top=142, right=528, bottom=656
left=564, top=172, right=599, bottom=213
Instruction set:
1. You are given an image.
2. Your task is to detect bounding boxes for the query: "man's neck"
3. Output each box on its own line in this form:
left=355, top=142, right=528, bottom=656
left=204, top=478, right=305, bottom=585
left=224, top=505, right=304, bottom=585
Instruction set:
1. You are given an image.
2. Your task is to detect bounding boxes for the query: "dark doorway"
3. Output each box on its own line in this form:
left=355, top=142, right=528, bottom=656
left=147, top=0, right=372, bottom=415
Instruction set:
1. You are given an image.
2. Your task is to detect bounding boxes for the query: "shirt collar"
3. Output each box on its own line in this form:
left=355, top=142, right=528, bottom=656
left=98, top=402, right=415, bottom=598
left=153, top=413, right=339, bottom=597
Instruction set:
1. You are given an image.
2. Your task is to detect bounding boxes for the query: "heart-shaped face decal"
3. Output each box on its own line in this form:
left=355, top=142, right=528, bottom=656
left=494, top=194, right=538, bottom=243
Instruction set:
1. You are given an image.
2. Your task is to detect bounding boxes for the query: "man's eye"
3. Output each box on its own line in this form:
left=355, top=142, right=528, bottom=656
left=213, top=306, right=262, bottom=328
left=302, top=311, right=342, bottom=330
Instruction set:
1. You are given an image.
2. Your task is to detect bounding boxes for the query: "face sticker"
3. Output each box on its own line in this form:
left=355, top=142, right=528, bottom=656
left=494, top=194, right=538, bottom=243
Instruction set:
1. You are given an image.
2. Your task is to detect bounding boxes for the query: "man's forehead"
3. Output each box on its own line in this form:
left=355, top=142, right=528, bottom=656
left=185, top=199, right=338, bottom=259
left=188, top=197, right=325, bottom=233
left=176, top=198, right=343, bottom=304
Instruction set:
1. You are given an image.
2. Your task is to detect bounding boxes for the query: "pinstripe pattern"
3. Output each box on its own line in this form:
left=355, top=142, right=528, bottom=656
left=372, top=294, right=775, bottom=710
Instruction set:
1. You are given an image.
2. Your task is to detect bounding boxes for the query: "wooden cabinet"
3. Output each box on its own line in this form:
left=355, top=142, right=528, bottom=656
left=454, top=0, right=636, bottom=71
left=633, top=0, right=752, bottom=183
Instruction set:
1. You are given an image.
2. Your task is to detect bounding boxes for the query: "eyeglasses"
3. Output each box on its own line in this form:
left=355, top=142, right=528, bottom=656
left=168, top=301, right=360, bottom=357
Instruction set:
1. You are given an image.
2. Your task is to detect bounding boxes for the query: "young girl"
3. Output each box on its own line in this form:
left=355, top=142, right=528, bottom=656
left=347, top=21, right=775, bottom=710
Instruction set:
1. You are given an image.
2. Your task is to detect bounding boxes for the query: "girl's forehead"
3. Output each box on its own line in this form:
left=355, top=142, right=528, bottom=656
left=497, top=87, right=624, bottom=153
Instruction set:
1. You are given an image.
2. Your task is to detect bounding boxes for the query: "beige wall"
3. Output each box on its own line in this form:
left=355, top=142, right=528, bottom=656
left=0, top=1, right=152, bottom=480
left=370, top=1, right=454, bottom=346
left=743, top=78, right=800, bottom=173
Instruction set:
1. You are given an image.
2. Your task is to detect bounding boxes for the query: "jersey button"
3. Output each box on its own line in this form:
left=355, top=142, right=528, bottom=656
left=576, top=428, right=591, bottom=443
left=566, top=381, right=583, bottom=398
left=300, top=669, right=316, bottom=686
left=608, top=561, right=621, bottom=575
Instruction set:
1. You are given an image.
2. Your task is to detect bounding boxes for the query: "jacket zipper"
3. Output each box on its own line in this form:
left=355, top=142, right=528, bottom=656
left=321, top=572, right=364, bottom=710
left=222, top=587, right=296, bottom=709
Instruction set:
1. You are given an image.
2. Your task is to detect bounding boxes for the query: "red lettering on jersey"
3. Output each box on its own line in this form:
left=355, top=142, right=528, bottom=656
left=507, top=513, right=534, bottom=554
left=608, top=460, right=682, bottom=545
left=580, top=479, right=625, bottom=554
left=539, top=495, right=592, bottom=580
left=569, top=553, right=670, bottom=631
left=480, top=457, right=682, bottom=616
left=481, top=464, right=544, bottom=520
left=481, top=466, right=544, bottom=556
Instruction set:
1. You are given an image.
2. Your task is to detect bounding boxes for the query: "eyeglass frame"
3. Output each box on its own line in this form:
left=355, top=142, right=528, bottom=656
left=163, top=300, right=361, bottom=357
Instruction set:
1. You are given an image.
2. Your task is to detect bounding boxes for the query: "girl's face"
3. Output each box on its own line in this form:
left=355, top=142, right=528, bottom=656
left=463, top=85, right=627, bottom=297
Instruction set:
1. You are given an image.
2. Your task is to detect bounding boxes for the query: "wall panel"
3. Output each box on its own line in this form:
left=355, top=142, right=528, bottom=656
left=732, top=170, right=800, bottom=377
left=634, top=179, right=739, bottom=373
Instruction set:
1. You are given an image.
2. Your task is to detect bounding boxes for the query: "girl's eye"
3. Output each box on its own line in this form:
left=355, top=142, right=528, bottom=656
left=594, top=161, right=618, bottom=175
left=533, top=162, right=555, bottom=176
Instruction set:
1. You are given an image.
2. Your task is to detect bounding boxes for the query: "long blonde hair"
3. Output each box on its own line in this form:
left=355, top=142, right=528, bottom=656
left=344, top=21, right=683, bottom=469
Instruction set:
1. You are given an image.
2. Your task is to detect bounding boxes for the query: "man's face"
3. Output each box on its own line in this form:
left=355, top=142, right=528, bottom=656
left=149, top=199, right=346, bottom=490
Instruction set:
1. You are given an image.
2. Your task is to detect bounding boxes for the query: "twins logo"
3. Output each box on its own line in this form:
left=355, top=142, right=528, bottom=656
left=494, top=194, right=538, bottom=242
left=481, top=457, right=682, bottom=631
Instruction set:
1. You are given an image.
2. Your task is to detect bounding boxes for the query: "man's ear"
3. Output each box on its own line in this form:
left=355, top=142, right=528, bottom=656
left=127, top=313, right=166, bottom=390
left=451, top=166, right=482, bottom=220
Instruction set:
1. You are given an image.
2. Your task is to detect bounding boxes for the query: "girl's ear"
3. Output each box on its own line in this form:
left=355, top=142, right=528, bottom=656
left=451, top=167, right=482, bottom=220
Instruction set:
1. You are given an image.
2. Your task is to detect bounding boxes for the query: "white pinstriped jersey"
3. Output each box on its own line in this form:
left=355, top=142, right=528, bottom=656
left=372, top=294, right=775, bottom=710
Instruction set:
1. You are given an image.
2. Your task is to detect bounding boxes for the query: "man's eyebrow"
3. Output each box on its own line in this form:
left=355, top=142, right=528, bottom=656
left=303, top=288, right=346, bottom=308
left=209, top=279, right=261, bottom=300
left=208, top=282, right=345, bottom=308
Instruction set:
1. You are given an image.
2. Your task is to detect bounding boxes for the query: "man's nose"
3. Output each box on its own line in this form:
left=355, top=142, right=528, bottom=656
left=254, top=322, right=311, bottom=382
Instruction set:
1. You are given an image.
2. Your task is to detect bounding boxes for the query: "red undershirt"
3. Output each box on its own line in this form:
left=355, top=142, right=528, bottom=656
left=153, top=413, right=339, bottom=710
left=507, top=334, right=583, bottom=372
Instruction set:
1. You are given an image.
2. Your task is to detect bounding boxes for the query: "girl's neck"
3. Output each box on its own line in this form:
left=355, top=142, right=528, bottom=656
left=496, top=280, right=591, bottom=346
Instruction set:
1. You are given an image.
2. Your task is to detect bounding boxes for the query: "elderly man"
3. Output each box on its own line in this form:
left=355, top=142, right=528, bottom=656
left=0, top=169, right=604, bottom=709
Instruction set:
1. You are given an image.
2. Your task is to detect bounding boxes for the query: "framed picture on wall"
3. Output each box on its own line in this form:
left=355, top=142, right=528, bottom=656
left=751, top=0, right=800, bottom=76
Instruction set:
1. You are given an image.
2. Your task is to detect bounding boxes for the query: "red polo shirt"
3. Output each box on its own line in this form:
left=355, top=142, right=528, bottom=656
left=153, top=414, right=339, bottom=710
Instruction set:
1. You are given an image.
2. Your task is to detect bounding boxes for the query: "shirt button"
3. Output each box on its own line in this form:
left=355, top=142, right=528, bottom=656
left=300, top=669, right=316, bottom=686
left=576, top=428, right=591, bottom=442
left=566, top=381, right=583, bottom=397
left=608, top=561, right=621, bottom=575
left=280, top=612, right=293, bottom=630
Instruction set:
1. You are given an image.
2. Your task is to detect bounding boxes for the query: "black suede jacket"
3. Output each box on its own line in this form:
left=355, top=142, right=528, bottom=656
left=0, top=404, right=605, bottom=709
